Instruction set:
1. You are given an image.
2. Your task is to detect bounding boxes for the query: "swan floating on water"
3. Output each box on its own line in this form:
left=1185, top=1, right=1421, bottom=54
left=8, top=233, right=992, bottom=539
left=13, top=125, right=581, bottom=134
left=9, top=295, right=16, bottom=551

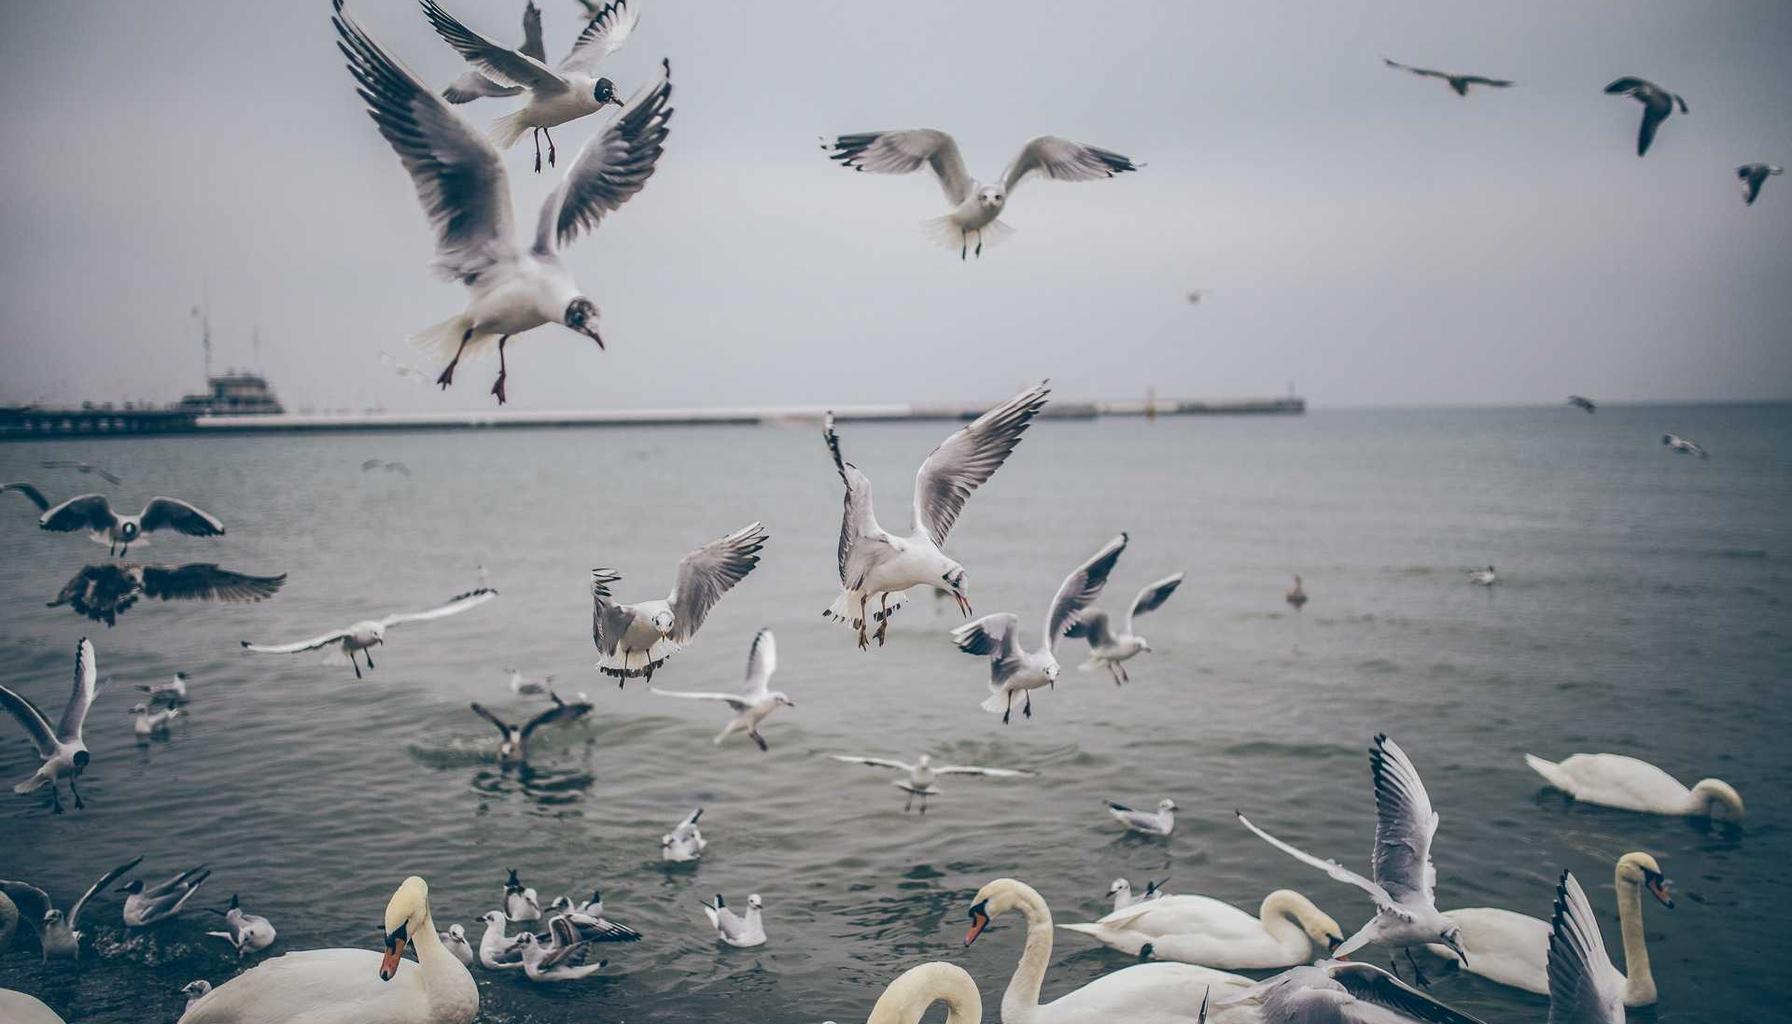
left=1060, top=889, right=1344, bottom=970
left=1524, top=752, right=1743, bottom=821
left=964, top=877, right=1256, bottom=1024
left=1427, top=852, right=1671, bottom=1004
left=178, top=875, right=477, bottom=1024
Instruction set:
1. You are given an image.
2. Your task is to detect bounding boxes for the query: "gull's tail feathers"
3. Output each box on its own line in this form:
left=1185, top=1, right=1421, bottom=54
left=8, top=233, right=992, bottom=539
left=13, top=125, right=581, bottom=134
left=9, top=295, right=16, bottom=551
left=410, top=313, right=492, bottom=365
left=921, top=217, right=1015, bottom=253
left=979, top=688, right=1010, bottom=714
left=822, top=589, right=903, bottom=628
left=490, top=108, right=534, bottom=151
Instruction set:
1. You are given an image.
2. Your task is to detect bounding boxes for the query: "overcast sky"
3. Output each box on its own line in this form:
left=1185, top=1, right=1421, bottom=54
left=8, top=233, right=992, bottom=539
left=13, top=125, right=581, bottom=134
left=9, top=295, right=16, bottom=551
left=1, top=1, right=1788, bottom=412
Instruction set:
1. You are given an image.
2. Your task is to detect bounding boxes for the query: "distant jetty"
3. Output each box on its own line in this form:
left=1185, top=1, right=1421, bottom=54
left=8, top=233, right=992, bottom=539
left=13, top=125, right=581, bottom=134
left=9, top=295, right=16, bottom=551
left=0, top=394, right=1303, bottom=440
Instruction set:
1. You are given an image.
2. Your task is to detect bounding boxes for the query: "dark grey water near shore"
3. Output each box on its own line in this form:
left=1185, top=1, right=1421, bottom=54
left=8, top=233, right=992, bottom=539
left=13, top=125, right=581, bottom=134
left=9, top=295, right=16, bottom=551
left=0, top=403, right=1787, bottom=1023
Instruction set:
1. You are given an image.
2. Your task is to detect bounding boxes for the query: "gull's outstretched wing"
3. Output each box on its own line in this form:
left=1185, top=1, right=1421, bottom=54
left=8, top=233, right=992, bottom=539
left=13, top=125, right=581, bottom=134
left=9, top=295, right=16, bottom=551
left=1325, top=960, right=1490, bottom=1024
left=936, top=764, right=1035, bottom=778
left=1236, top=811, right=1399, bottom=913
left=824, top=412, right=882, bottom=586
left=1126, top=573, right=1184, bottom=631
left=911, top=381, right=1051, bottom=545
left=0, top=686, right=58, bottom=758
left=57, top=638, right=98, bottom=743
left=951, top=613, right=1025, bottom=684
left=1064, top=608, right=1115, bottom=648
left=1002, top=136, right=1138, bottom=194
left=535, top=59, right=673, bottom=255
left=824, top=129, right=972, bottom=205
left=666, top=522, right=767, bottom=644
left=1384, top=57, right=1449, bottom=80
left=1, top=482, right=50, bottom=512
left=673, top=807, right=702, bottom=831
left=1044, top=534, right=1129, bottom=651
left=741, top=628, right=776, bottom=692
left=647, top=687, right=750, bottom=711
left=469, top=702, right=512, bottom=736
left=242, top=629, right=349, bottom=655
left=1547, top=872, right=1624, bottom=1024
left=39, top=494, right=115, bottom=533
left=1457, top=75, right=1514, bottom=88
left=1369, top=734, right=1439, bottom=909
left=442, top=1, right=543, bottom=102
left=829, top=755, right=914, bottom=772
left=334, top=0, right=517, bottom=283
left=70, top=855, right=146, bottom=930
left=522, top=698, right=591, bottom=738
left=590, top=570, right=632, bottom=657
left=142, top=565, right=286, bottom=604
left=558, top=0, right=642, bottom=76
left=420, top=0, right=566, bottom=94
left=140, top=497, right=226, bottom=538
left=379, top=587, right=498, bottom=629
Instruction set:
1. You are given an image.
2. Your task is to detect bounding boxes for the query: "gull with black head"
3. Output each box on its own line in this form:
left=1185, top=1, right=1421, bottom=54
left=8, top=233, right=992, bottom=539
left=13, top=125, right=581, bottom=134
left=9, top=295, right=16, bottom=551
left=242, top=588, right=496, bottom=678
left=591, top=522, right=767, bottom=684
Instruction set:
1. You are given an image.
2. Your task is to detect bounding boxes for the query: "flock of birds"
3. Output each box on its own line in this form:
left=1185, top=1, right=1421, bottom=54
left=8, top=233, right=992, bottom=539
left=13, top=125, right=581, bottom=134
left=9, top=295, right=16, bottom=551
left=0, top=1, right=1769, bottom=1022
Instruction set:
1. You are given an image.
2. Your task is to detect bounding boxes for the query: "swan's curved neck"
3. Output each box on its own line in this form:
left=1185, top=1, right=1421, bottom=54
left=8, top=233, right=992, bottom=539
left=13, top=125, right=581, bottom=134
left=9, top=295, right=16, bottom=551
left=1000, top=886, right=1055, bottom=1023
left=870, top=963, right=982, bottom=1024
left=1614, top=869, right=1656, bottom=1004
left=1258, top=890, right=1315, bottom=954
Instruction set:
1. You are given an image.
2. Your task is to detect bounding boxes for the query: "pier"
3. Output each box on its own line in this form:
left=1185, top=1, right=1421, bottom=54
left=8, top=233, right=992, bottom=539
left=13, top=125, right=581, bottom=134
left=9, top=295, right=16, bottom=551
left=0, top=395, right=1303, bottom=440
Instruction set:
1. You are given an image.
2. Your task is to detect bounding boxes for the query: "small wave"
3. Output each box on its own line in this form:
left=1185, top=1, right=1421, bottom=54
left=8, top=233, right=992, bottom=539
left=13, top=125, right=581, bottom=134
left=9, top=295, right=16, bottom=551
left=1221, top=739, right=1359, bottom=760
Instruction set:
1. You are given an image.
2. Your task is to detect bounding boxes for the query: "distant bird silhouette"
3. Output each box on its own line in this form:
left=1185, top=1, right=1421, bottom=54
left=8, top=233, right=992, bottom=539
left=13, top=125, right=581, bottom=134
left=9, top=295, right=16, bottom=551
left=41, top=461, right=123, bottom=485
left=1285, top=575, right=1308, bottom=611
left=1737, top=163, right=1783, bottom=206
left=51, top=564, right=285, bottom=627
left=361, top=459, right=412, bottom=477
left=1604, top=78, right=1687, bottom=156
left=1383, top=57, right=1513, bottom=96
left=1567, top=395, right=1596, bottom=413
left=1662, top=434, right=1707, bottom=459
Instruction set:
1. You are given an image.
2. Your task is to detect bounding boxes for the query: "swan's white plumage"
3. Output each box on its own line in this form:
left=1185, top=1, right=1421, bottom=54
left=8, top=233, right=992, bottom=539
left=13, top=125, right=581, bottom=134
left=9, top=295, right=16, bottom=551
left=1059, top=891, right=1341, bottom=969
left=1525, top=752, right=1743, bottom=820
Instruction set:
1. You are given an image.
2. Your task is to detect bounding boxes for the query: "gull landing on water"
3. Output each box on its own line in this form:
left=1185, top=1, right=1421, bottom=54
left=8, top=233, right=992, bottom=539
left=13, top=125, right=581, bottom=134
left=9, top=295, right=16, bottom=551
left=1382, top=57, right=1514, bottom=96
left=1662, top=434, right=1707, bottom=458
left=425, top=0, right=641, bottom=173
left=1604, top=78, right=1688, bottom=157
left=822, top=131, right=1139, bottom=259
left=954, top=533, right=1129, bottom=723
left=240, top=588, right=498, bottom=678
left=827, top=752, right=1036, bottom=813
left=0, top=638, right=100, bottom=814
left=0, top=856, right=143, bottom=960
left=333, top=0, right=672, bottom=404
left=470, top=692, right=592, bottom=765
left=823, top=382, right=1051, bottom=648
left=591, top=523, right=768, bottom=684
left=649, top=629, right=793, bottom=751
left=1237, top=735, right=1470, bottom=964
left=1065, top=571, right=1184, bottom=684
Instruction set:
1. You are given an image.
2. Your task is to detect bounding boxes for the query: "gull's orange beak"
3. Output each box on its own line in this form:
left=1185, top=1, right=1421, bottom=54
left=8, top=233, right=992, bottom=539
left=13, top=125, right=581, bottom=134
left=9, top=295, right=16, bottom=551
left=379, top=933, right=407, bottom=981
left=964, top=905, right=990, bottom=947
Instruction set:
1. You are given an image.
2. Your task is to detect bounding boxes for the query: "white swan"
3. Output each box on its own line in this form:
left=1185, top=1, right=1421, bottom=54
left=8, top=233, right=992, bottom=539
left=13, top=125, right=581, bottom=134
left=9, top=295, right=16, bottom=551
left=179, top=876, right=476, bottom=1024
left=1426, top=852, right=1672, bottom=1005
left=1524, top=752, right=1744, bottom=821
left=0, top=990, right=66, bottom=1024
left=1059, top=890, right=1344, bottom=970
left=964, top=878, right=1255, bottom=1024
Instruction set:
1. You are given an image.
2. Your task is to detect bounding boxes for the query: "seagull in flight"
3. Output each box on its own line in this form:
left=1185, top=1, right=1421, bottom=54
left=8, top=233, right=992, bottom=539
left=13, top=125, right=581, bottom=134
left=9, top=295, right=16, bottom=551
left=361, top=459, right=412, bottom=477
left=35, top=493, right=224, bottom=557
left=590, top=523, right=767, bottom=684
left=423, top=0, right=640, bottom=172
left=440, top=0, right=545, bottom=104
left=470, top=692, right=592, bottom=765
left=822, top=131, right=1139, bottom=259
left=0, top=855, right=143, bottom=959
left=1382, top=57, right=1514, bottom=96
left=1662, top=434, right=1707, bottom=458
left=1065, top=571, right=1184, bottom=684
left=953, top=533, right=1129, bottom=723
left=1216, top=958, right=1487, bottom=1024
left=823, top=382, right=1051, bottom=648
left=1604, top=78, right=1688, bottom=157
left=334, top=0, right=672, bottom=403
left=40, top=461, right=123, bottom=485
left=2, top=482, right=51, bottom=513
left=828, top=752, right=1035, bottom=813
left=241, top=588, right=498, bottom=678
left=1738, top=163, right=1783, bottom=206
left=649, top=629, right=793, bottom=751
left=1466, top=566, right=1498, bottom=587
left=1567, top=395, right=1596, bottom=413
left=1237, top=735, right=1470, bottom=967
left=0, top=638, right=101, bottom=813
left=120, top=864, right=212, bottom=927
left=50, top=563, right=284, bottom=627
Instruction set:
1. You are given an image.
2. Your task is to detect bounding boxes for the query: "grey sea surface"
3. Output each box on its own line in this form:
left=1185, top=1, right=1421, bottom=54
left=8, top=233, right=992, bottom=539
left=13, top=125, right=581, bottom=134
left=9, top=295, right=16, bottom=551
left=0, top=403, right=1787, bottom=1023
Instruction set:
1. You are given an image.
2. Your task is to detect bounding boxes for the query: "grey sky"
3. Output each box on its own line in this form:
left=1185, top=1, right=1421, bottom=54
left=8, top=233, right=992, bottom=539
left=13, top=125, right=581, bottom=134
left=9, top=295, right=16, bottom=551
left=1, top=1, right=1788, bottom=411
